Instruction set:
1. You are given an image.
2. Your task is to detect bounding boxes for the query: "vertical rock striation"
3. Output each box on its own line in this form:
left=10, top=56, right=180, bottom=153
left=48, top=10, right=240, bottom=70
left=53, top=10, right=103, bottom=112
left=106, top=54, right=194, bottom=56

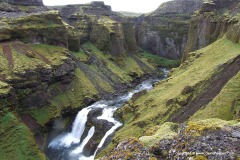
left=135, top=0, right=204, bottom=59
left=183, top=0, right=240, bottom=61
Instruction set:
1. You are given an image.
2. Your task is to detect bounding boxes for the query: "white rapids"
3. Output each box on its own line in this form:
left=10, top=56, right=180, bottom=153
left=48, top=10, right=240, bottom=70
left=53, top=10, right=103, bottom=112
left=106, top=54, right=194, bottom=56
left=47, top=69, right=169, bottom=160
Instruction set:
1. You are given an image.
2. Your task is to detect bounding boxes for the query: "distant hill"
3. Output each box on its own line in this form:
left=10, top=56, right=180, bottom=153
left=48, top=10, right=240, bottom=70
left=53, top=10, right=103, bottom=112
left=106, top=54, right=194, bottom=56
left=117, top=11, right=143, bottom=17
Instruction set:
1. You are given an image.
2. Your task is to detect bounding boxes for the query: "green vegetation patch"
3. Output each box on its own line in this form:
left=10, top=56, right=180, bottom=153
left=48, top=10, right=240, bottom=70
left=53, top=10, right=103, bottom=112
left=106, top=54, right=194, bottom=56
left=111, top=37, right=240, bottom=148
left=186, top=118, right=240, bottom=135
left=0, top=81, right=11, bottom=95
left=81, top=43, right=133, bottom=82
left=139, top=122, right=179, bottom=147
left=190, top=72, right=240, bottom=121
left=138, top=51, right=180, bottom=68
left=0, top=112, right=45, bottom=160
left=9, top=11, right=61, bottom=30
left=80, top=42, right=156, bottom=83
left=28, top=68, right=99, bottom=125
left=30, top=43, right=70, bottom=66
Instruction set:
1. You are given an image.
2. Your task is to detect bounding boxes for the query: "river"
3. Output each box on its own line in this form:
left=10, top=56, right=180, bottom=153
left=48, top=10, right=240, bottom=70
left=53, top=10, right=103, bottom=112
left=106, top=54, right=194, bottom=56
left=46, top=68, right=169, bottom=160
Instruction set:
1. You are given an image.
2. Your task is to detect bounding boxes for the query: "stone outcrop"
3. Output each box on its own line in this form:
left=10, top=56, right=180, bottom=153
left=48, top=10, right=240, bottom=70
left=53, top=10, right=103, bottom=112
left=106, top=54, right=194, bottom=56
left=152, top=120, right=240, bottom=160
left=0, top=41, right=75, bottom=110
left=154, top=0, right=203, bottom=14
left=8, top=11, right=68, bottom=46
left=182, top=0, right=240, bottom=61
left=58, top=2, right=137, bottom=56
left=100, top=138, right=154, bottom=160
left=135, top=0, right=203, bottom=59
left=0, top=0, right=43, bottom=6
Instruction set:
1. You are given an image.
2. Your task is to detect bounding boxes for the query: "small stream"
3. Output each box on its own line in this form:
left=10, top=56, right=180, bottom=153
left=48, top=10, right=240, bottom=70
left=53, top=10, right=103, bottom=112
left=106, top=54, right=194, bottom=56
left=46, top=69, right=169, bottom=160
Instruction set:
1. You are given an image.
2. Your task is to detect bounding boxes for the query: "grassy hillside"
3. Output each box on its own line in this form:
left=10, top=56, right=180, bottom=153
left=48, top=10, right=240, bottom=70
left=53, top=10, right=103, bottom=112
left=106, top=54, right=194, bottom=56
left=190, top=71, right=240, bottom=121
left=99, top=37, right=240, bottom=156
left=0, top=112, right=46, bottom=160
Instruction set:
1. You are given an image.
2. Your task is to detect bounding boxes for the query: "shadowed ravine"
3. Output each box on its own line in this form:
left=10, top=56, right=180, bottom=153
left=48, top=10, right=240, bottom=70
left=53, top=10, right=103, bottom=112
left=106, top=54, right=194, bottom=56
left=46, top=69, right=169, bottom=160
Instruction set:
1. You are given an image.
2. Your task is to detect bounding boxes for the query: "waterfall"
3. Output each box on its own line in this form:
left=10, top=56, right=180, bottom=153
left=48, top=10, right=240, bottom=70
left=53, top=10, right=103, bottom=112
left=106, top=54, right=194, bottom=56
left=48, top=108, right=91, bottom=148
left=71, top=126, right=95, bottom=155
left=47, top=68, right=169, bottom=160
left=71, top=108, right=91, bottom=144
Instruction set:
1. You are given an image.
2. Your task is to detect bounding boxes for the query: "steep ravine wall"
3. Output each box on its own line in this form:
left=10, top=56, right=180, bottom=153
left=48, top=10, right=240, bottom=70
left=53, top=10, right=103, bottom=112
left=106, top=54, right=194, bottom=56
left=134, top=0, right=204, bottom=60
left=183, top=0, right=240, bottom=61
left=58, top=2, right=138, bottom=56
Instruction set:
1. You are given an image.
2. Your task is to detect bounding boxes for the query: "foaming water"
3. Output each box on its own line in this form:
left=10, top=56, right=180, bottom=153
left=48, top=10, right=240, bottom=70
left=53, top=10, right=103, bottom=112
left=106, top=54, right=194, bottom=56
left=47, top=69, right=169, bottom=160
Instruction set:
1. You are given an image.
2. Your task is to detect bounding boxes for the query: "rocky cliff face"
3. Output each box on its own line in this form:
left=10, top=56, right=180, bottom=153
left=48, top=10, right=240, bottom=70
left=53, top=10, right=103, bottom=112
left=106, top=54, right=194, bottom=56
left=135, top=0, right=203, bottom=60
left=58, top=2, right=137, bottom=56
left=155, top=0, right=203, bottom=14
left=0, top=0, right=43, bottom=6
left=0, top=2, right=67, bottom=46
left=183, top=0, right=240, bottom=61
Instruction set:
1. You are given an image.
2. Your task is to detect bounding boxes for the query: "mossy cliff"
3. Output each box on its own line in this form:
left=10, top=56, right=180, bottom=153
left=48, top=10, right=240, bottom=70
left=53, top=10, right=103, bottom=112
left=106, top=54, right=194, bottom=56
left=0, top=37, right=159, bottom=158
left=58, top=2, right=138, bottom=56
left=0, top=10, right=68, bottom=46
left=134, top=0, right=204, bottom=60
left=183, top=0, right=240, bottom=61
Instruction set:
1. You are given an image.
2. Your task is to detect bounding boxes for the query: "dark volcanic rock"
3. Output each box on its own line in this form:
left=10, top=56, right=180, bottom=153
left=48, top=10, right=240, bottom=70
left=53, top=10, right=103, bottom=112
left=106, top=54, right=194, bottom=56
left=135, top=0, right=204, bottom=60
left=82, top=108, right=114, bottom=156
left=0, top=0, right=43, bottom=6
left=100, top=137, right=154, bottom=160
left=152, top=123, right=240, bottom=160
left=154, top=0, right=203, bottom=14
left=58, top=2, right=137, bottom=57
left=183, top=0, right=240, bottom=61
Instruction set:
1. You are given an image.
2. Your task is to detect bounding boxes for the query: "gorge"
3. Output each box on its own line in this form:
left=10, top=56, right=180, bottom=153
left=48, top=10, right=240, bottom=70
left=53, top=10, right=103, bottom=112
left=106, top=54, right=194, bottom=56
left=47, top=71, right=168, bottom=160
left=0, top=0, right=240, bottom=160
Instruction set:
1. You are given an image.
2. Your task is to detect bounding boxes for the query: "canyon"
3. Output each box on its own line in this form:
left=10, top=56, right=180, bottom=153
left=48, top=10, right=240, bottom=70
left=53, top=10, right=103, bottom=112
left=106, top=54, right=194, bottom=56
left=0, top=0, right=239, bottom=160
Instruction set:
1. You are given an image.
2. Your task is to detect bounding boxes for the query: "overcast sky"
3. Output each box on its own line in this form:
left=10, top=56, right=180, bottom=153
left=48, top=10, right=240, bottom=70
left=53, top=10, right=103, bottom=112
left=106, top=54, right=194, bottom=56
left=43, top=0, right=171, bottom=13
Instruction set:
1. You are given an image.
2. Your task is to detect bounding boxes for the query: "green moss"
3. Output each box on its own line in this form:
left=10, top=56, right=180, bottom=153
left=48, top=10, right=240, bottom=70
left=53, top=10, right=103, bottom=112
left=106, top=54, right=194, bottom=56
left=138, top=51, right=180, bottom=68
left=0, top=21, right=11, bottom=40
left=0, top=81, right=11, bottom=95
left=139, top=122, right=179, bottom=147
left=186, top=118, right=240, bottom=135
left=80, top=42, right=156, bottom=86
left=9, top=11, right=61, bottom=30
left=28, top=68, right=99, bottom=126
left=22, top=42, right=156, bottom=126
left=0, top=44, right=12, bottom=77
left=194, top=155, right=208, bottom=160
left=82, top=43, right=133, bottom=82
left=17, top=5, right=37, bottom=12
left=98, top=16, right=117, bottom=33
left=0, top=112, right=45, bottom=160
left=29, top=44, right=69, bottom=66
left=190, top=72, right=240, bottom=121
left=72, top=49, right=88, bottom=62
left=10, top=43, right=49, bottom=73
left=90, top=24, right=110, bottom=51
left=110, top=37, right=240, bottom=148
